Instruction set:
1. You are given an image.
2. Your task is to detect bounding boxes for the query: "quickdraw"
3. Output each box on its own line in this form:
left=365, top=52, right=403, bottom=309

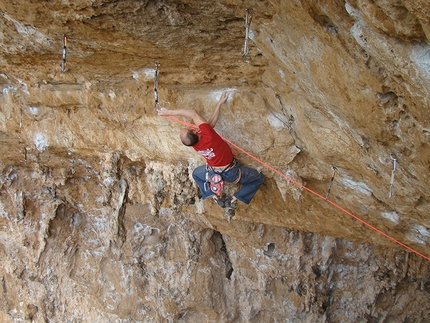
left=61, top=34, right=67, bottom=72
left=154, top=62, right=160, bottom=109
left=389, top=154, right=397, bottom=198
left=325, top=166, right=337, bottom=200
left=244, top=8, right=253, bottom=56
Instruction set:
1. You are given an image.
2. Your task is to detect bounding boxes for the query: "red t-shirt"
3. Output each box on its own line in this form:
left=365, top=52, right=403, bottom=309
left=193, top=123, right=234, bottom=166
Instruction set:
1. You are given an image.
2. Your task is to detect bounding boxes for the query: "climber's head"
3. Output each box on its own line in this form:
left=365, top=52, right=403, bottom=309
left=180, top=128, right=199, bottom=146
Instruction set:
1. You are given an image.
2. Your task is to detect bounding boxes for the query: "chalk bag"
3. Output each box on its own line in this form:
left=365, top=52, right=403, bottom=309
left=209, top=174, right=224, bottom=196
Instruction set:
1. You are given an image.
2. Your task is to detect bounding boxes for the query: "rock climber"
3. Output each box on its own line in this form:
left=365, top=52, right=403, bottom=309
left=157, top=92, right=264, bottom=209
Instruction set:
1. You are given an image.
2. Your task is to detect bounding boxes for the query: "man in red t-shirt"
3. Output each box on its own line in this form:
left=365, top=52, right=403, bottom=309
left=157, top=92, right=264, bottom=209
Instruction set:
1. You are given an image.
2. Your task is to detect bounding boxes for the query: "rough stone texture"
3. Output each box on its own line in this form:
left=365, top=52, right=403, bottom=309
left=0, top=0, right=429, bottom=322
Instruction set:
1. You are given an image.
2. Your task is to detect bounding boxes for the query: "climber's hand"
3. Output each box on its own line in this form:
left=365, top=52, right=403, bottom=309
left=218, top=92, right=229, bottom=105
left=156, top=107, right=170, bottom=116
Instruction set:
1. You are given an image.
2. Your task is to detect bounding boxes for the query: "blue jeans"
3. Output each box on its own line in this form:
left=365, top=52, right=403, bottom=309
left=192, top=159, right=264, bottom=204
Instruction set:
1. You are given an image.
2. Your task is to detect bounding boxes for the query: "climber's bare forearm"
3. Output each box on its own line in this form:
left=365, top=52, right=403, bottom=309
left=208, top=92, right=228, bottom=128
left=157, top=108, right=206, bottom=126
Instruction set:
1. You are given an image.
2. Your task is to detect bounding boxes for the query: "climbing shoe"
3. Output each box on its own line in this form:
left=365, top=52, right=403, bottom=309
left=213, top=196, right=225, bottom=208
left=224, top=198, right=238, bottom=209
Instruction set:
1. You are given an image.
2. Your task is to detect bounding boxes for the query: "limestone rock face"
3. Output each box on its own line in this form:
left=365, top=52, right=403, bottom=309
left=0, top=0, right=429, bottom=322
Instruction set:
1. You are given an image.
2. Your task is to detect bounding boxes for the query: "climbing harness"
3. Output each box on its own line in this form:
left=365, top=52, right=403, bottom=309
left=244, top=8, right=253, bottom=56
left=389, top=154, right=397, bottom=198
left=61, top=34, right=67, bottom=72
left=205, top=159, right=241, bottom=196
left=325, top=166, right=337, bottom=200
left=154, top=62, right=160, bottom=109
left=160, top=114, right=430, bottom=261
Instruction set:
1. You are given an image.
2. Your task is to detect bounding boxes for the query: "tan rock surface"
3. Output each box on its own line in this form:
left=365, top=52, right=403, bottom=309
left=0, top=0, right=429, bottom=322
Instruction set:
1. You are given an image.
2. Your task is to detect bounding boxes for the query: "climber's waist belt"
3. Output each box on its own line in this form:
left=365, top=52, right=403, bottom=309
left=210, top=158, right=237, bottom=173
left=207, top=158, right=241, bottom=184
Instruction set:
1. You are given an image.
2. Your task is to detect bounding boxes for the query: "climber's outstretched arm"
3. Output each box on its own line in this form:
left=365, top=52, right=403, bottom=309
left=207, top=92, right=228, bottom=128
left=157, top=108, right=207, bottom=126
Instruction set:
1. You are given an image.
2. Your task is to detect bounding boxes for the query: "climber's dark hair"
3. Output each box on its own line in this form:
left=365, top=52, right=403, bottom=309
left=181, top=130, right=199, bottom=146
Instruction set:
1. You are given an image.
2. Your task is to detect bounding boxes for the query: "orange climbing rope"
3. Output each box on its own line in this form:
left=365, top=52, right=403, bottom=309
left=163, top=115, right=430, bottom=261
